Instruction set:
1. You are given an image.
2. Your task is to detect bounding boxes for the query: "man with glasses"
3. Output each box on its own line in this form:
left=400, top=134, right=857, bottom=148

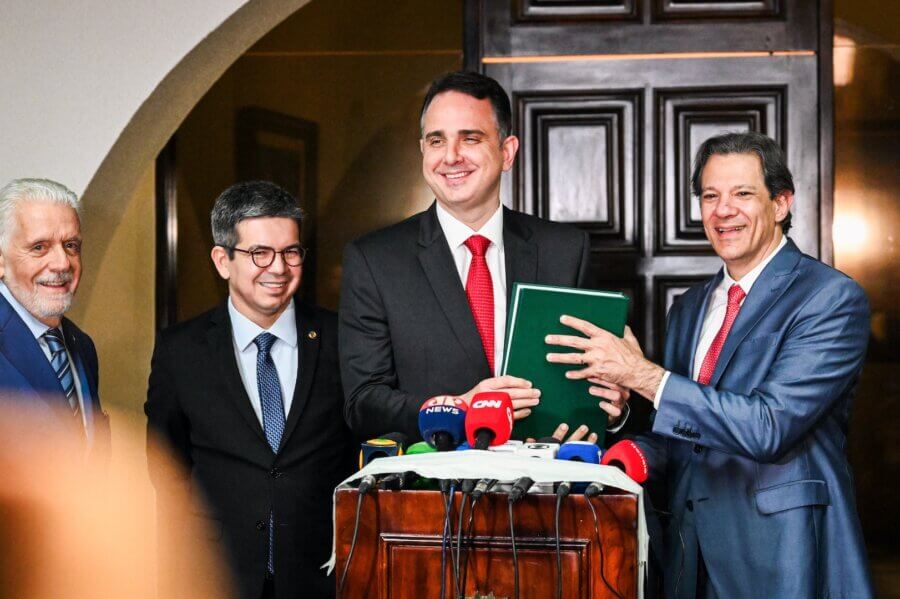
left=145, top=181, right=355, bottom=599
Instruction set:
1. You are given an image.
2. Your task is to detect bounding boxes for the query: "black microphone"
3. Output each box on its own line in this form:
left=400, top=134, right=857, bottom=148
left=584, top=482, right=603, bottom=498
left=358, top=474, right=377, bottom=495
left=471, top=478, right=497, bottom=500
left=509, top=477, right=534, bottom=502
left=556, top=480, right=572, bottom=498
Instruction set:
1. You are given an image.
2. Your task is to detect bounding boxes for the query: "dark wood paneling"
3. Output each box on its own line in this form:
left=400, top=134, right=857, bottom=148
left=155, top=136, right=178, bottom=332
left=335, top=488, right=638, bottom=598
left=515, top=0, right=638, bottom=22
left=656, top=87, right=785, bottom=253
left=479, top=0, right=817, bottom=57
left=653, top=275, right=710, bottom=358
left=516, top=91, right=641, bottom=251
left=653, top=0, right=780, bottom=21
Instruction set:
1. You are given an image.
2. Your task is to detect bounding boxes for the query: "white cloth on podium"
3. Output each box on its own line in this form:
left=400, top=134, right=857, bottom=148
left=324, top=450, right=648, bottom=597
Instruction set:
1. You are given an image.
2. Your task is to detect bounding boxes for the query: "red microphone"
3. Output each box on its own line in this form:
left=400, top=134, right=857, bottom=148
left=464, top=392, right=513, bottom=450
left=600, top=440, right=649, bottom=484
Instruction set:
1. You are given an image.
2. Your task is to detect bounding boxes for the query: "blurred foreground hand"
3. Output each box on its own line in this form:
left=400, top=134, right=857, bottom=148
left=0, top=398, right=234, bottom=598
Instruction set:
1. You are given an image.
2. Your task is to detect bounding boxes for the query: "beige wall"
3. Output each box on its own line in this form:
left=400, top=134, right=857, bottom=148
left=175, top=0, right=462, bottom=317
left=67, top=166, right=156, bottom=416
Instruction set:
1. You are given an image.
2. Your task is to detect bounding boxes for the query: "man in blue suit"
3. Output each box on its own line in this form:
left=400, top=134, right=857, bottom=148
left=546, top=132, right=872, bottom=597
left=0, top=178, right=107, bottom=451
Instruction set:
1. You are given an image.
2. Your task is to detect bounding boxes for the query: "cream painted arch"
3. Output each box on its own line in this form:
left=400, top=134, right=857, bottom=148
left=81, top=0, right=312, bottom=302
left=0, top=1, right=310, bottom=413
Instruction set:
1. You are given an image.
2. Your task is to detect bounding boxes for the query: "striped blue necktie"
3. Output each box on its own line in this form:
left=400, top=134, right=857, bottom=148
left=254, top=332, right=285, bottom=575
left=43, top=328, right=80, bottom=419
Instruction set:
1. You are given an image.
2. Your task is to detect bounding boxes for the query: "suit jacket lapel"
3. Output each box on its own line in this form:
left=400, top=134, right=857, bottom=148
left=0, top=293, right=63, bottom=397
left=206, top=304, right=268, bottom=445
left=503, top=207, right=538, bottom=307
left=279, top=301, right=319, bottom=451
left=417, top=203, right=486, bottom=367
left=709, top=240, right=802, bottom=387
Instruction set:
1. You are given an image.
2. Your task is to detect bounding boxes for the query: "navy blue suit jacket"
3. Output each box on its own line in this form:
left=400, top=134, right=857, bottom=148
left=639, top=239, right=873, bottom=598
left=0, top=291, right=108, bottom=452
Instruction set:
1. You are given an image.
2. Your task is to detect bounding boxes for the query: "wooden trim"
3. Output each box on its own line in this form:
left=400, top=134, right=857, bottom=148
left=155, top=135, right=178, bottom=331
left=482, top=50, right=814, bottom=64
left=463, top=0, right=481, bottom=71
left=817, top=0, right=834, bottom=264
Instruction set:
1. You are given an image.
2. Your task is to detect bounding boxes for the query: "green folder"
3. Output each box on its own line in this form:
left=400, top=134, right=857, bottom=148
left=501, top=283, right=630, bottom=444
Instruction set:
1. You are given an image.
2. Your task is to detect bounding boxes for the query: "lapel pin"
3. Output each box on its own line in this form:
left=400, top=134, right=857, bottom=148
left=307, top=331, right=318, bottom=340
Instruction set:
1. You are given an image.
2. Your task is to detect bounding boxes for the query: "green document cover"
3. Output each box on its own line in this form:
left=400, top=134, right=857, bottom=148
left=501, top=283, right=630, bottom=444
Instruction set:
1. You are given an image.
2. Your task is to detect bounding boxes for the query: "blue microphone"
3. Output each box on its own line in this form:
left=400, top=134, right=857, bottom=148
left=557, top=441, right=602, bottom=463
left=418, top=395, right=468, bottom=451
left=557, top=441, right=602, bottom=495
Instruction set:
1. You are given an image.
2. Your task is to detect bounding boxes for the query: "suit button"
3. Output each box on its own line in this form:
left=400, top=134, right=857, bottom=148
left=693, top=445, right=704, bottom=454
left=270, top=468, right=280, bottom=478
left=686, top=500, right=694, bottom=512
left=256, top=520, right=266, bottom=531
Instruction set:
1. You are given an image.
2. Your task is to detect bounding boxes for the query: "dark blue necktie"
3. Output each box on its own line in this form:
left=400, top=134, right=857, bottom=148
left=43, top=328, right=80, bottom=420
left=254, top=332, right=285, bottom=575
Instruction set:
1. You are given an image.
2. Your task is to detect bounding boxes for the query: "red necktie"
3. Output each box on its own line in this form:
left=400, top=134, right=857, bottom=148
left=697, top=284, right=746, bottom=385
left=464, top=235, right=494, bottom=372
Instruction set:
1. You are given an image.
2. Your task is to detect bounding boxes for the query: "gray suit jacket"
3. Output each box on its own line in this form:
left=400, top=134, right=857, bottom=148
left=339, top=202, right=591, bottom=440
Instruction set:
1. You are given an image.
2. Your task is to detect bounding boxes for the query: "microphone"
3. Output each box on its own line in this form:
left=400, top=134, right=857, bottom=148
left=557, top=441, right=602, bottom=464
left=419, top=395, right=468, bottom=451
left=471, top=478, right=497, bottom=500
left=464, top=392, right=513, bottom=450
left=517, top=442, right=560, bottom=459
left=508, top=477, right=534, bottom=502
left=358, top=434, right=405, bottom=468
left=357, top=474, right=377, bottom=495
left=556, top=440, right=602, bottom=496
left=601, top=440, right=649, bottom=484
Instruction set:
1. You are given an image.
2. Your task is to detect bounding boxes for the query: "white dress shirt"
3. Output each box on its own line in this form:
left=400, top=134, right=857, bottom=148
left=435, top=202, right=507, bottom=375
left=654, top=235, right=788, bottom=408
left=0, top=281, right=87, bottom=429
left=228, top=297, right=299, bottom=423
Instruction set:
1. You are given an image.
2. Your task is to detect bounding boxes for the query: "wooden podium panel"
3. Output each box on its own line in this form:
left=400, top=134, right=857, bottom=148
left=335, top=487, right=638, bottom=598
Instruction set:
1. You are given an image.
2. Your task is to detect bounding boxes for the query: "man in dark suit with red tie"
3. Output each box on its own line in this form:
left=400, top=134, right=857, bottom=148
left=546, top=132, right=872, bottom=597
left=339, top=71, right=629, bottom=441
left=0, top=178, right=108, bottom=453
left=146, top=182, right=355, bottom=599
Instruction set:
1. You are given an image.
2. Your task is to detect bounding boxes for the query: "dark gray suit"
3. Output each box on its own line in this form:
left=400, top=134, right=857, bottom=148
left=339, top=202, right=591, bottom=440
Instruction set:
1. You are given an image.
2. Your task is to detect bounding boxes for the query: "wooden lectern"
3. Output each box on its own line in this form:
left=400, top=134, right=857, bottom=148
left=334, top=487, right=638, bottom=598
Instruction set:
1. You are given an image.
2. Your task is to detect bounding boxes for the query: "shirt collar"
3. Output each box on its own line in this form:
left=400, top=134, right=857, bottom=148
left=435, top=201, right=505, bottom=251
left=0, top=281, right=58, bottom=339
left=228, top=297, right=298, bottom=352
left=721, top=235, right=788, bottom=295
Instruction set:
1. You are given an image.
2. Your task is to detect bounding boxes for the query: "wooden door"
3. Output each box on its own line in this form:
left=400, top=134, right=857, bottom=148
left=466, top=0, right=832, bottom=428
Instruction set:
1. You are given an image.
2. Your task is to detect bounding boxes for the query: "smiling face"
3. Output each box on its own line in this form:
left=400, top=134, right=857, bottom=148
left=699, top=152, right=793, bottom=280
left=420, top=91, right=519, bottom=228
left=0, top=201, right=82, bottom=327
left=210, top=216, right=302, bottom=328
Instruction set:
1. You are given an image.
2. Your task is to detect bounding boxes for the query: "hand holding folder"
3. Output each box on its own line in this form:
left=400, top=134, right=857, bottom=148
left=500, top=283, right=630, bottom=444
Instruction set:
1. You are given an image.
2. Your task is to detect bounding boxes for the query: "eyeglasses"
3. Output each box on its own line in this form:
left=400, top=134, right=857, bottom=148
left=227, top=245, right=307, bottom=268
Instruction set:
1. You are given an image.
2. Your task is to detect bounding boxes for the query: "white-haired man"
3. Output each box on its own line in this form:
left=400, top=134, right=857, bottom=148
left=0, top=178, right=108, bottom=448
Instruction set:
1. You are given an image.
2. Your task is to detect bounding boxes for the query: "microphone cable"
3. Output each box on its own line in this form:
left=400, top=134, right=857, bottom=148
left=507, top=496, right=520, bottom=599
left=454, top=489, right=469, bottom=599
left=461, top=478, right=493, bottom=595
left=585, top=494, right=624, bottom=599
left=440, top=481, right=461, bottom=599
left=554, top=482, right=572, bottom=599
left=338, top=476, right=373, bottom=598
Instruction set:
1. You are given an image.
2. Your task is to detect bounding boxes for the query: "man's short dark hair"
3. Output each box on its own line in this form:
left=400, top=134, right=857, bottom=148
left=420, top=71, right=513, bottom=141
left=210, top=181, right=304, bottom=256
left=690, top=131, right=795, bottom=233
